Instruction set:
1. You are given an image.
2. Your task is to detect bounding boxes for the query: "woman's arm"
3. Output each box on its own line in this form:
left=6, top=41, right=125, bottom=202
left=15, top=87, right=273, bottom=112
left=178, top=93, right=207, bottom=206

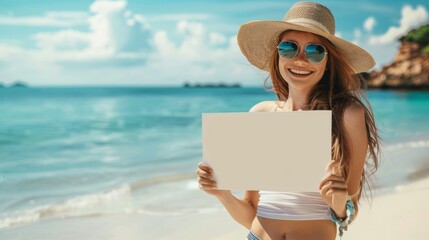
left=344, top=103, right=367, bottom=197
left=196, top=162, right=259, bottom=229
left=343, top=102, right=368, bottom=219
left=196, top=102, right=268, bottom=228
left=319, top=103, right=367, bottom=218
left=216, top=190, right=259, bottom=229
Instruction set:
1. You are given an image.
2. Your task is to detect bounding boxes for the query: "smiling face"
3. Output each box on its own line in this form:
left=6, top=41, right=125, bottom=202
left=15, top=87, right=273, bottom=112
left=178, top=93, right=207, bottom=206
left=277, top=30, right=328, bottom=91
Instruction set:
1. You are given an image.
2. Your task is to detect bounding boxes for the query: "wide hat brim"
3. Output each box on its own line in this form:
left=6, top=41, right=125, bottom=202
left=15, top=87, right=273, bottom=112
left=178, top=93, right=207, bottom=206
left=237, top=20, right=376, bottom=73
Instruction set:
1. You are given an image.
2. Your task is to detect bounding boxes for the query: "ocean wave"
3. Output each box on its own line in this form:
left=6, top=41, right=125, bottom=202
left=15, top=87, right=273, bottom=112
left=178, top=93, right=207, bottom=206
left=384, top=139, right=429, bottom=151
left=0, top=173, right=197, bottom=231
left=0, top=184, right=131, bottom=231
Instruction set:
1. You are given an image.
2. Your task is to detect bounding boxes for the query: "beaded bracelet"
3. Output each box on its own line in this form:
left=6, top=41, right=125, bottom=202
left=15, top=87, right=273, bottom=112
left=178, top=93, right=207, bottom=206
left=329, top=200, right=355, bottom=238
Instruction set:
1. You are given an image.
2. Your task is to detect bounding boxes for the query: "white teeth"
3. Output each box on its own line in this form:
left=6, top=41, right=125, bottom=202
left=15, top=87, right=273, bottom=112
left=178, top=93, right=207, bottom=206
left=290, top=69, right=311, bottom=75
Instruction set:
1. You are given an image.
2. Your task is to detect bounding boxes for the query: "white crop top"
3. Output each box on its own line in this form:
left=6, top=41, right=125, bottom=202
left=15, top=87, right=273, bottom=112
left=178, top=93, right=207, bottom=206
left=257, top=191, right=358, bottom=220
left=256, top=191, right=332, bottom=220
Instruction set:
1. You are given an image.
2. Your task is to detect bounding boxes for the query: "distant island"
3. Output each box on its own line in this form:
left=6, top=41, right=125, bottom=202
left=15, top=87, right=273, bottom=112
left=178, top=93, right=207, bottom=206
left=364, top=23, right=429, bottom=90
left=0, top=81, right=29, bottom=88
left=183, top=82, right=241, bottom=88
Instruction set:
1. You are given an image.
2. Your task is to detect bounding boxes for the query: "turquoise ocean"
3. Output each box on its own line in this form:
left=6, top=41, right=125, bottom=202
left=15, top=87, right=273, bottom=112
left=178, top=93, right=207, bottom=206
left=1, top=87, right=429, bottom=230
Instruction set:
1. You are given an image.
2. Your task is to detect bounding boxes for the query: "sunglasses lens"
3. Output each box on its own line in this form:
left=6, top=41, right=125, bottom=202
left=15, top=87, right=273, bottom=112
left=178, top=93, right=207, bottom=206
left=277, top=41, right=298, bottom=59
left=305, top=44, right=326, bottom=62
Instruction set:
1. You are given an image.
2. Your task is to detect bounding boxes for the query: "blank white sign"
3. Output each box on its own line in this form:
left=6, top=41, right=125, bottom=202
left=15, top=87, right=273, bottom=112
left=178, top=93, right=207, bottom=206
left=202, top=110, right=331, bottom=192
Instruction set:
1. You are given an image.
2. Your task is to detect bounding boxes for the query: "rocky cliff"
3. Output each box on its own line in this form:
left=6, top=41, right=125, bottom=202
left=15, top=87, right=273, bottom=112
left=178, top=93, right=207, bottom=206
left=365, top=24, right=429, bottom=89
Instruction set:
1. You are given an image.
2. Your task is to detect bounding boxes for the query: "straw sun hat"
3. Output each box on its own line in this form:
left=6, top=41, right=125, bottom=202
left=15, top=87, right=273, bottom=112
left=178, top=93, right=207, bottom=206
left=237, top=1, right=375, bottom=73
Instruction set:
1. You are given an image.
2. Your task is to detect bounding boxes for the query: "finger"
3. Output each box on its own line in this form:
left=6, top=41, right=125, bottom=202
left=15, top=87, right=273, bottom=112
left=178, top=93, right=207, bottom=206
left=196, top=169, right=214, bottom=180
left=199, top=183, right=216, bottom=189
left=319, top=181, right=347, bottom=194
left=326, top=188, right=347, bottom=197
left=321, top=177, right=347, bottom=186
left=198, top=162, right=213, bottom=172
left=320, top=186, right=346, bottom=197
left=198, top=177, right=216, bottom=186
left=319, top=186, right=329, bottom=196
left=321, top=179, right=347, bottom=187
left=319, top=175, right=345, bottom=189
left=320, top=182, right=347, bottom=193
left=320, top=175, right=346, bottom=186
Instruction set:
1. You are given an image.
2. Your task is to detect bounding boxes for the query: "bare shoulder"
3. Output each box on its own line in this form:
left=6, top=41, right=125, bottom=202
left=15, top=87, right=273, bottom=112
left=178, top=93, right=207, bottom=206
left=249, top=101, right=282, bottom=112
left=343, top=103, right=367, bottom=143
left=343, top=102, right=366, bottom=129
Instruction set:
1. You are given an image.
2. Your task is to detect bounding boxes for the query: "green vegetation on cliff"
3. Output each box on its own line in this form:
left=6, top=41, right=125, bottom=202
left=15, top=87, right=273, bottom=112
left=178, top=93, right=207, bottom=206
left=400, top=23, right=429, bottom=54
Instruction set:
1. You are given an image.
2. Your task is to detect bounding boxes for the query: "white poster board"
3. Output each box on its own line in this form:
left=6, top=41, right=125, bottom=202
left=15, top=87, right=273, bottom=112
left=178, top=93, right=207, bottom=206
left=202, top=110, right=331, bottom=192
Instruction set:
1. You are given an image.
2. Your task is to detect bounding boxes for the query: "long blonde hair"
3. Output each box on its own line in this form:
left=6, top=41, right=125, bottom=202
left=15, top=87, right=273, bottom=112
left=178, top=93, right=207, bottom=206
left=265, top=30, right=381, bottom=203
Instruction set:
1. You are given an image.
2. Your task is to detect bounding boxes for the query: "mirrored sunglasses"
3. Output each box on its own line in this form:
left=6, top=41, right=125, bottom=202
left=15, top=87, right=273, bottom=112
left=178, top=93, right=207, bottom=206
left=277, top=41, right=328, bottom=63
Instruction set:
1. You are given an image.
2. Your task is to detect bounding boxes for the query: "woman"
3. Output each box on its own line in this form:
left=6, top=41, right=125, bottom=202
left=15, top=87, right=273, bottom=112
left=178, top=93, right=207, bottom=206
left=196, top=2, right=380, bottom=240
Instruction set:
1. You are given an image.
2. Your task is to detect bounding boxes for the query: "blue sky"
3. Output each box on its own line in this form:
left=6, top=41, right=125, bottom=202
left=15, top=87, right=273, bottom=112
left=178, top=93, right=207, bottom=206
left=0, top=0, right=428, bottom=86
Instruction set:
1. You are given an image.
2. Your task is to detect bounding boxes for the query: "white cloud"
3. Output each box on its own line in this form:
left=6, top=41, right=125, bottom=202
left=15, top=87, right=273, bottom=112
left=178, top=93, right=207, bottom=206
left=150, top=20, right=253, bottom=83
left=152, top=31, right=176, bottom=56
left=87, top=0, right=152, bottom=53
left=174, top=21, right=208, bottom=61
left=0, top=0, right=259, bottom=86
left=27, top=0, right=152, bottom=65
left=209, top=32, right=227, bottom=46
left=363, top=17, right=376, bottom=32
left=350, top=5, right=427, bottom=69
left=0, top=43, right=23, bottom=59
left=177, top=21, right=204, bottom=36
left=34, top=30, right=90, bottom=51
left=400, top=5, right=428, bottom=29
left=369, top=5, right=428, bottom=45
left=0, top=11, right=88, bottom=27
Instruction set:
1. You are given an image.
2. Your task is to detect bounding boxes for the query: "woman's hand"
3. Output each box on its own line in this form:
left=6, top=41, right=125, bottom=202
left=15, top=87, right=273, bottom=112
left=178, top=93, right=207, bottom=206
left=196, top=162, right=231, bottom=198
left=319, top=160, right=348, bottom=217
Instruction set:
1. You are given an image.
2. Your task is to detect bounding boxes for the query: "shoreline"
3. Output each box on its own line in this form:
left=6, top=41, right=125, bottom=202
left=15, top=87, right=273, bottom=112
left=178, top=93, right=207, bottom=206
left=1, top=175, right=429, bottom=240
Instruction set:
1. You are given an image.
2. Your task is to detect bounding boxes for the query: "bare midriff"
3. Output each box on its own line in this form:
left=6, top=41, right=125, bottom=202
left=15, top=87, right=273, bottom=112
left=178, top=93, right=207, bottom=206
left=250, top=216, right=337, bottom=240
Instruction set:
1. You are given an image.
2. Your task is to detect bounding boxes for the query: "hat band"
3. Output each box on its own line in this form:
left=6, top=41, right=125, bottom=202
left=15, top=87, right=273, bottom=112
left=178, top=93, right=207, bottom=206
left=286, top=18, right=333, bottom=34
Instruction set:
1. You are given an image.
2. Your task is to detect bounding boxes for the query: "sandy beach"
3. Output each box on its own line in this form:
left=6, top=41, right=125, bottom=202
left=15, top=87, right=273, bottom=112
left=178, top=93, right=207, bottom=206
left=343, top=176, right=429, bottom=239
left=1, top=176, right=429, bottom=240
